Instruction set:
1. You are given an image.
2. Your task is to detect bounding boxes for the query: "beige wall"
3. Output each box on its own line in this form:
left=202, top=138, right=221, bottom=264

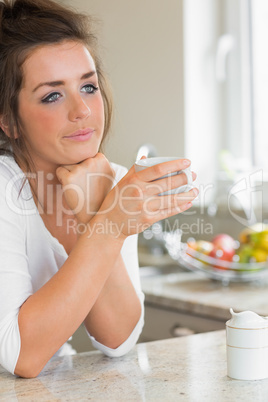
left=63, top=0, right=184, bottom=168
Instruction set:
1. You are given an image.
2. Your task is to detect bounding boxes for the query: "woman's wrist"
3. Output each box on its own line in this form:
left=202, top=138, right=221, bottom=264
left=80, top=213, right=128, bottom=245
left=75, top=213, right=96, bottom=228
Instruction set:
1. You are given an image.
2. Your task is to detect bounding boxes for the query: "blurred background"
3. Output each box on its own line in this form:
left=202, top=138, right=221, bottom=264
left=59, top=0, right=268, bottom=349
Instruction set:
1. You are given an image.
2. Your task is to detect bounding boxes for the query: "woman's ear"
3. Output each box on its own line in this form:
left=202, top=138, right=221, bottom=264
left=0, top=116, right=9, bottom=135
left=0, top=116, right=18, bottom=139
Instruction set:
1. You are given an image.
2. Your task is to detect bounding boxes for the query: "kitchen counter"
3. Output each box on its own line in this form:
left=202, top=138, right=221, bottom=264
left=140, top=269, right=268, bottom=321
left=2, top=330, right=268, bottom=401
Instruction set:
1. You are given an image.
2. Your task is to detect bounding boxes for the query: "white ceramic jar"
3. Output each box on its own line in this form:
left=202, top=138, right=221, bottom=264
left=226, top=308, right=268, bottom=380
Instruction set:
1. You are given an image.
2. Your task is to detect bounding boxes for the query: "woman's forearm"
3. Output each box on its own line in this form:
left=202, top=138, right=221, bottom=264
left=83, top=254, right=142, bottom=349
left=15, top=216, right=125, bottom=378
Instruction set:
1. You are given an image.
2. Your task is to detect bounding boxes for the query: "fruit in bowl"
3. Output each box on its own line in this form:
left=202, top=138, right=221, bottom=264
left=209, top=234, right=237, bottom=262
left=237, top=244, right=268, bottom=263
left=186, top=224, right=268, bottom=273
left=207, top=234, right=237, bottom=270
left=186, top=234, right=238, bottom=270
left=237, top=224, right=268, bottom=265
left=186, top=240, right=214, bottom=265
left=187, top=239, right=214, bottom=254
left=186, top=235, right=237, bottom=269
left=182, top=223, right=268, bottom=278
left=239, top=223, right=268, bottom=244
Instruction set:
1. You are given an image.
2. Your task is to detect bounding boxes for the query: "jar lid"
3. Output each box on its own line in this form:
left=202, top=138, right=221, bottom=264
left=226, top=308, right=268, bottom=329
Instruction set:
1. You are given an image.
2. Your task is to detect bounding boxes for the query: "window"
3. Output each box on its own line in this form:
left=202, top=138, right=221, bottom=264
left=251, top=0, right=268, bottom=169
left=183, top=0, right=268, bottom=209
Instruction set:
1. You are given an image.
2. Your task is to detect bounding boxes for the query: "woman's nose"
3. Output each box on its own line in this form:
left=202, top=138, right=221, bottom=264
left=68, top=96, right=91, bottom=121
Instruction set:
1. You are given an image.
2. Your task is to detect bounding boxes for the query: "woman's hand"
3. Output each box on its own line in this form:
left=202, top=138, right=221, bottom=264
left=56, top=153, right=115, bottom=224
left=96, top=158, right=198, bottom=240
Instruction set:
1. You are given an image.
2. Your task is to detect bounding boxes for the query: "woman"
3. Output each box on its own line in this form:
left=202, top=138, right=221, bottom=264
left=0, top=0, right=198, bottom=378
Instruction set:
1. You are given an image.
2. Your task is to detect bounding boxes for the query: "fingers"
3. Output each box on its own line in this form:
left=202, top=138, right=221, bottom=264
left=158, top=201, right=193, bottom=220
left=60, top=164, right=76, bottom=172
left=117, top=164, right=198, bottom=216
left=144, top=196, right=195, bottom=225
left=60, top=153, right=108, bottom=172
left=145, top=171, right=192, bottom=196
left=56, top=153, right=115, bottom=183
left=137, top=159, right=191, bottom=182
left=142, top=188, right=198, bottom=214
left=55, top=166, right=69, bottom=184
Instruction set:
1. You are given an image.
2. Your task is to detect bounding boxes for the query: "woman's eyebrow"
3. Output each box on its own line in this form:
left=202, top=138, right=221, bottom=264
left=81, top=71, right=96, bottom=80
left=32, top=71, right=96, bottom=93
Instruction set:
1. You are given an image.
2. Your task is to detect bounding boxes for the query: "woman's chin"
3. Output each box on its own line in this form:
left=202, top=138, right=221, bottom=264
left=69, top=151, right=99, bottom=165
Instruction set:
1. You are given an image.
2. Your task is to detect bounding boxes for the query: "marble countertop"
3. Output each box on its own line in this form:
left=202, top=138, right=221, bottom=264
left=140, top=269, right=268, bottom=321
left=2, top=330, right=268, bottom=401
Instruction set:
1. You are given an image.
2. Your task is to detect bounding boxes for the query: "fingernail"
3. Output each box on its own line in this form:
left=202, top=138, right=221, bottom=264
left=193, top=188, right=199, bottom=196
left=183, top=159, right=191, bottom=166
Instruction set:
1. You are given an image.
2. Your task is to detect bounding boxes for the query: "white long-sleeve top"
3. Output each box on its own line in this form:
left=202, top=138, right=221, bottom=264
left=0, top=155, right=144, bottom=375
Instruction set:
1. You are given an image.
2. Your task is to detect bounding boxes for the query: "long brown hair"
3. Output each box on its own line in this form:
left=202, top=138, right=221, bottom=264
left=0, top=0, right=113, bottom=175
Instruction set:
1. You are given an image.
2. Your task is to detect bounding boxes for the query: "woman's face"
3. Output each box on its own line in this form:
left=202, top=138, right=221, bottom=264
left=18, top=40, right=105, bottom=172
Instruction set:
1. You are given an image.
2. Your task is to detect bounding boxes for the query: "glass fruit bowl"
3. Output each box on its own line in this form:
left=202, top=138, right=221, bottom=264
left=163, top=230, right=268, bottom=284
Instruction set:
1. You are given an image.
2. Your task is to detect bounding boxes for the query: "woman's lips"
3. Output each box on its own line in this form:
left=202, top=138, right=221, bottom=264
left=63, top=129, right=94, bottom=142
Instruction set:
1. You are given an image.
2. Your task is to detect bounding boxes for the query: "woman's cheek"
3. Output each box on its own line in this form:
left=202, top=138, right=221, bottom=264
left=93, top=92, right=104, bottom=116
left=33, top=108, right=63, bottom=135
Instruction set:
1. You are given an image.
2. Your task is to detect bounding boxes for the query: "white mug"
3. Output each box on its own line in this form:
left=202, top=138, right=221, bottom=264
left=134, top=156, right=193, bottom=195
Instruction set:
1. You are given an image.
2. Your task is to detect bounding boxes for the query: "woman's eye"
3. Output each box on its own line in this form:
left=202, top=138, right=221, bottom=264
left=81, top=84, right=99, bottom=94
left=41, top=92, right=61, bottom=103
